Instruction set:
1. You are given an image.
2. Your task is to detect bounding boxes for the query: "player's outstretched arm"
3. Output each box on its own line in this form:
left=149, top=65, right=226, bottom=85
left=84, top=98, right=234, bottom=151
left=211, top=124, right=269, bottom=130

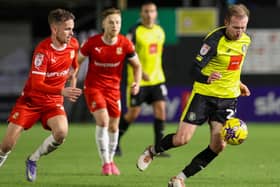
left=240, top=82, right=251, bottom=96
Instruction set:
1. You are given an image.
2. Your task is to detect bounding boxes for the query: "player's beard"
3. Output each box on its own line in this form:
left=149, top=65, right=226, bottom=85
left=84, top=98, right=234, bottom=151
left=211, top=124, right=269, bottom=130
left=231, top=34, right=241, bottom=40
left=226, top=30, right=238, bottom=40
left=235, top=33, right=242, bottom=40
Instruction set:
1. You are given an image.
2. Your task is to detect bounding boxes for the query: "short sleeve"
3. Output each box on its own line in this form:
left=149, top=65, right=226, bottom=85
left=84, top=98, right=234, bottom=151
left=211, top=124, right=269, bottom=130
left=31, top=49, right=48, bottom=74
left=125, top=38, right=136, bottom=58
left=72, top=38, right=80, bottom=69
left=80, top=39, right=90, bottom=57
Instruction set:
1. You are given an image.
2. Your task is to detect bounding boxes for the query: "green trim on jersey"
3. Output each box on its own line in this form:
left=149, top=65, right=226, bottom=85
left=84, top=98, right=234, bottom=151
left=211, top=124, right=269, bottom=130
left=193, top=27, right=251, bottom=98
left=127, top=23, right=166, bottom=86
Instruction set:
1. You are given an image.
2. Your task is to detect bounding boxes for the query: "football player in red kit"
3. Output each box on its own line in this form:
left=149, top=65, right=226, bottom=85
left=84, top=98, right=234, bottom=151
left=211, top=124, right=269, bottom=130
left=0, top=9, right=82, bottom=182
left=78, top=7, right=142, bottom=176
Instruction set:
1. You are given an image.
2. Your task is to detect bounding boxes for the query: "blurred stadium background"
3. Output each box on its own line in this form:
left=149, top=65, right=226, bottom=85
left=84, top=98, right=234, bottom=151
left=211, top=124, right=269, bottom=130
left=1, top=0, right=280, bottom=123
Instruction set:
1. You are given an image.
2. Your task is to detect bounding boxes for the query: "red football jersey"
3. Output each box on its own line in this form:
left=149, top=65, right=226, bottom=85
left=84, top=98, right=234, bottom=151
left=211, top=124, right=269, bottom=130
left=22, top=37, right=79, bottom=102
left=80, top=34, right=135, bottom=91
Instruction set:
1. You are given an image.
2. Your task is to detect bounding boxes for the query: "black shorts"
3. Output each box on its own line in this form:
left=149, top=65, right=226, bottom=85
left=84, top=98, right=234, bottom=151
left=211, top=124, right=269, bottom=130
left=181, top=93, right=238, bottom=125
left=128, top=83, right=168, bottom=107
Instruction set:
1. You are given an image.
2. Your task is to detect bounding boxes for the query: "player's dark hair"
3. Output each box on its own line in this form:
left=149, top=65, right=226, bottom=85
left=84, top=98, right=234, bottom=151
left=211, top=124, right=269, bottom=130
left=225, top=4, right=250, bottom=21
left=101, top=7, right=121, bottom=21
left=141, top=1, right=157, bottom=8
left=48, top=8, right=75, bottom=25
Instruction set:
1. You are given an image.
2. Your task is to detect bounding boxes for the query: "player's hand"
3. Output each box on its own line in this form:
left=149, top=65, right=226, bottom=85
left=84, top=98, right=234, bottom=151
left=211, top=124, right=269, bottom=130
left=131, top=82, right=140, bottom=95
left=207, top=72, right=222, bottom=84
left=142, top=72, right=150, bottom=81
left=240, top=82, right=251, bottom=96
left=61, top=87, right=82, bottom=102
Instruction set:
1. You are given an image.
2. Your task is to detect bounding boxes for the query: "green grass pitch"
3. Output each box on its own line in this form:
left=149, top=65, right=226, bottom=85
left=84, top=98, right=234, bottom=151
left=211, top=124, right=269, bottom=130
left=0, top=123, right=279, bottom=187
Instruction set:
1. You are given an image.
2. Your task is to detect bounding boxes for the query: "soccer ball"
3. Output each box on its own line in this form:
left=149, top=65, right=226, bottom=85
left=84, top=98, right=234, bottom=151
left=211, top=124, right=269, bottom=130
left=221, top=118, right=248, bottom=145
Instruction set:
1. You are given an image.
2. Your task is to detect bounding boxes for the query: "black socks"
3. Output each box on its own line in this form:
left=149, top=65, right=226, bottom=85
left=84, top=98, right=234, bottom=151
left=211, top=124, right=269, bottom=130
left=183, top=146, right=218, bottom=178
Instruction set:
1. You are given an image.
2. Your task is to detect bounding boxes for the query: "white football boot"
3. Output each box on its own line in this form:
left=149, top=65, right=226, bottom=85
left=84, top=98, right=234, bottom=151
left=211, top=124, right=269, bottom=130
left=168, top=176, right=186, bottom=187
left=136, top=146, right=155, bottom=171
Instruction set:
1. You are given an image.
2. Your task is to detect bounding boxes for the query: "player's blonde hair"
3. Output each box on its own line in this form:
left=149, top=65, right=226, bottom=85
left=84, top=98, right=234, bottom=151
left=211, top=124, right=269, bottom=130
left=225, top=4, right=250, bottom=21
left=48, top=8, right=75, bottom=25
left=101, top=7, right=121, bottom=21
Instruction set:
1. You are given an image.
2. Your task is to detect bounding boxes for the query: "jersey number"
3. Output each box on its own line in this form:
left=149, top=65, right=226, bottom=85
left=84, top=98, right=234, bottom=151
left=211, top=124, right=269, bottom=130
left=226, top=109, right=235, bottom=119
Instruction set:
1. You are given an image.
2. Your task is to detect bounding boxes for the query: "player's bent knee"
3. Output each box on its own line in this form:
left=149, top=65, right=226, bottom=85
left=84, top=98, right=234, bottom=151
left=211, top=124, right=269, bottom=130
left=108, top=126, right=118, bottom=132
left=53, top=131, right=67, bottom=144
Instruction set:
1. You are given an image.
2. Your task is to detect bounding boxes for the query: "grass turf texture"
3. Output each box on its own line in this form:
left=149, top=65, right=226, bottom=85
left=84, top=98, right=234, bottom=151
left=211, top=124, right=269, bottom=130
left=0, top=123, right=279, bottom=187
